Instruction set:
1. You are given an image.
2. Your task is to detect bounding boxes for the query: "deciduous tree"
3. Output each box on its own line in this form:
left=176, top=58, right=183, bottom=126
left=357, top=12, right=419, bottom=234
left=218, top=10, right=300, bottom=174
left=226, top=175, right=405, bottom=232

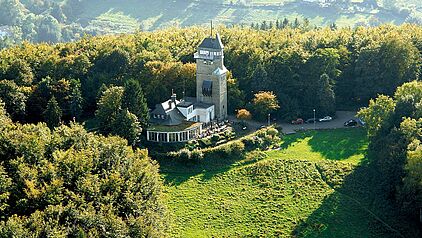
left=236, top=108, right=252, bottom=121
left=95, top=86, right=124, bottom=134
left=252, top=91, right=280, bottom=121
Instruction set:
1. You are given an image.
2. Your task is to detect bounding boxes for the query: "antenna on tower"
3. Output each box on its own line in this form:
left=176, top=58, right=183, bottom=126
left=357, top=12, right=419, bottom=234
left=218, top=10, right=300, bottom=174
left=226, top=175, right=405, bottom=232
left=183, top=77, right=186, bottom=100
left=211, top=20, right=213, bottom=37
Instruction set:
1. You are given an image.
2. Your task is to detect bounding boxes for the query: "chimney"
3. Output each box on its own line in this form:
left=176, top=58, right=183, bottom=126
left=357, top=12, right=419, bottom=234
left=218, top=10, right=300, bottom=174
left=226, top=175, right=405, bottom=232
left=171, top=91, right=177, bottom=106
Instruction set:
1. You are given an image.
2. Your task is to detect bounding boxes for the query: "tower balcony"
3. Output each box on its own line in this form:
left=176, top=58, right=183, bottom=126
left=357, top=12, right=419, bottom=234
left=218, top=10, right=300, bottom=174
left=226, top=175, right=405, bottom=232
left=194, top=52, right=214, bottom=60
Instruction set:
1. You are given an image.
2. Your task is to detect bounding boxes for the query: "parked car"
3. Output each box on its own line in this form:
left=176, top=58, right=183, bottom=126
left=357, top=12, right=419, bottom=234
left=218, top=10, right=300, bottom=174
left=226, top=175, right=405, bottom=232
left=319, top=116, right=333, bottom=122
left=357, top=118, right=365, bottom=126
left=344, top=119, right=358, bottom=127
left=291, top=118, right=304, bottom=124
left=305, top=118, right=318, bottom=123
left=257, top=125, right=266, bottom=130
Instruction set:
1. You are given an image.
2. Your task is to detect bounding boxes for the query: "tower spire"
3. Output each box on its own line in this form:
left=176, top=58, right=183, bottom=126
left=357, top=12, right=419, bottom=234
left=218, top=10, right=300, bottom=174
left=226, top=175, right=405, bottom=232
left=211, top=20, right=213, bottom=37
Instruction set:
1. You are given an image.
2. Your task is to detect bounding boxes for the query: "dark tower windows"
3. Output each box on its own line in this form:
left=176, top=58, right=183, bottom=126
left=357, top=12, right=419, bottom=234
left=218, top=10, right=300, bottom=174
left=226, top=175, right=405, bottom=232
left=202, top=80, right=213, bottom=96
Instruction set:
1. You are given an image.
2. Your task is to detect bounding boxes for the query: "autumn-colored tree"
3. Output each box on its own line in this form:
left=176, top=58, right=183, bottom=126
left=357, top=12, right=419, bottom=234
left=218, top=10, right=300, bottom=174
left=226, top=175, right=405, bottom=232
left=236, top=108, right=252, bottom=121
left=252, top=91, right=280, bottom=121
left=0, top=24, right=420, bottom=125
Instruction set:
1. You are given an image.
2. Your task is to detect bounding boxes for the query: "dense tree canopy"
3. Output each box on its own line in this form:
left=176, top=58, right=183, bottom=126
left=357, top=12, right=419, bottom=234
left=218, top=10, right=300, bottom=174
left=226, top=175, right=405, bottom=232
left=358, top=81, right=422, bottom=224
left=0, top=24, right=419, bottom=126
left=0, top=100, right=168, bottom=236
left=96, top=86, right=143, bottom=145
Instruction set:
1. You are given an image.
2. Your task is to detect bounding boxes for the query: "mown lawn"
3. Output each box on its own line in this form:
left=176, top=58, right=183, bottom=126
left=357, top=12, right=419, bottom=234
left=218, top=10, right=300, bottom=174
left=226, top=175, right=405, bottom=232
left=266, top=128, right=368, bottom=165
left=161, top=128, right=411, bottom=237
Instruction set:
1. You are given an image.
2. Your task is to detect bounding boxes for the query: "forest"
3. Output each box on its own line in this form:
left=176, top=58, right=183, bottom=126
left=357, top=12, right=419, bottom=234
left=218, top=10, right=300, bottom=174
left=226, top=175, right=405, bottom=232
left=358, top=80, right=422, bottom=230
left=0, top=24, right=421, bottom=235
left=0, top=0, right=421, bottom=48
left=0, top=24, right=420, bottom=124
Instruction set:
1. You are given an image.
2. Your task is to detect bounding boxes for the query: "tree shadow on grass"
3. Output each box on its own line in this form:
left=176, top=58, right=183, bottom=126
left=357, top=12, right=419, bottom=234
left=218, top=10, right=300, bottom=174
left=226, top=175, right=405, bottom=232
left=279, top=129, right=368, bottom=161
left=279, top=131, right=310, bottom=150
left=308, top=128, right=368, bottom=161
left=158, top=150, right=261, bottom=186
left=160, top=129, right=369, bottom=186
left=292, top=152, right=420, bottom=238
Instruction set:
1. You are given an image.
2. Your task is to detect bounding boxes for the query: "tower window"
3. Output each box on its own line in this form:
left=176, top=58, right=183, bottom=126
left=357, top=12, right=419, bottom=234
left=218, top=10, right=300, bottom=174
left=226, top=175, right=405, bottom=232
left=202, top=80, right=213, bottom=97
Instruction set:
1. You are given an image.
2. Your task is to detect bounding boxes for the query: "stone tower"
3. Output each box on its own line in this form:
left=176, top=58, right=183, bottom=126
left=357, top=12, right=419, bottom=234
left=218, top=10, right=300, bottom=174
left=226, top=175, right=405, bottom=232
left=194, top=33, right=227, bottom=120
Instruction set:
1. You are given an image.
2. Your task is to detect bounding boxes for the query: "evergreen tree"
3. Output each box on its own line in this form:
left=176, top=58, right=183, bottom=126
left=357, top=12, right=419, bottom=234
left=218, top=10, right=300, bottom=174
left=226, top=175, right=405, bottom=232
left=113, top=109, right=142, bottom=146
left=293, top=18, right=300, bottom=28
left=44, top=96, right=62, bottom=129
left=317, top=74, right=335, bottom=116
left=122, top=79, right=150, bottom=127
left=303, top=18, right=310, bottom=30
left=282, top=18, right=289, bottom=28
left=250, top=64, right=270, bottom=93
left=70, top=80, right=83, bottom=121
left=228, top=78, right=246, bottom=114
left=260, top=21, right=268, bottom=30
left=96, top=83, right=108, bottom=103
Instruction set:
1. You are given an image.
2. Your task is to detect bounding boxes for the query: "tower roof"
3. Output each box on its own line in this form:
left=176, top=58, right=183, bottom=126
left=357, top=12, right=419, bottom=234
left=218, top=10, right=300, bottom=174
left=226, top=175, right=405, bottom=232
left=198, top=33, right=224, bottom=50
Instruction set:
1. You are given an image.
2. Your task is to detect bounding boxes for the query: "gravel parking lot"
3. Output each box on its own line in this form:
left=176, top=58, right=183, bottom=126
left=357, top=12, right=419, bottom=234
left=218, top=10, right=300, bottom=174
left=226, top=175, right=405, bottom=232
left=278, top=111, right=359, bottom=134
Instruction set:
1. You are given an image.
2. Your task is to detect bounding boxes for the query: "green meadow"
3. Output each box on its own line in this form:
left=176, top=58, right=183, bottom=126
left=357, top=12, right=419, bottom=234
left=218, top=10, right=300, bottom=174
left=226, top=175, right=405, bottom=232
left=161, top=129, right=412, bottom=237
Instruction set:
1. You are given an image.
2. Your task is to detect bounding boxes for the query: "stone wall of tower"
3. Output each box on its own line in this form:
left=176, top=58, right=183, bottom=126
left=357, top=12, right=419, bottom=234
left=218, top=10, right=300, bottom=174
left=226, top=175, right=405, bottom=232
left=195, top=50, right=227, bottom=120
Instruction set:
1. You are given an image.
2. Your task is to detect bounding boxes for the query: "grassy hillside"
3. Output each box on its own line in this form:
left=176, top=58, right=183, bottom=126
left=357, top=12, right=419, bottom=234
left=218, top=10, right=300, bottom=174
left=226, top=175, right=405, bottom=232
left=161, top=129, right=416, bottom=237
left=76, top=0, right=420, bottom=32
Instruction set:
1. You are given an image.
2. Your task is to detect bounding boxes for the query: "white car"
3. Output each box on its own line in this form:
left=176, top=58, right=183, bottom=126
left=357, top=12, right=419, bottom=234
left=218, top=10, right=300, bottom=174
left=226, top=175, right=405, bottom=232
left=319, top=116, right=332, bottom=122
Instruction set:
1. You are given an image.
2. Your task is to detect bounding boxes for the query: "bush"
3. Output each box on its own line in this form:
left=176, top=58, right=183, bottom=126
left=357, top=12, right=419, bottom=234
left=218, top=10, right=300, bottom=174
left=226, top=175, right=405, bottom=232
left=266, top=128, right=279, bottom=137
left=225, top=141, right=245, bottom=156
left=242, top=136, right=262, bottom=150
left=177, top=148, right=191, bottom=161
left=241, top=127, right=280, bottom=151
left=190, top=149, right=205, bottom=161
left=210, top=134, right=220, bottom=144
left=172, top=148, right=204, bottom=163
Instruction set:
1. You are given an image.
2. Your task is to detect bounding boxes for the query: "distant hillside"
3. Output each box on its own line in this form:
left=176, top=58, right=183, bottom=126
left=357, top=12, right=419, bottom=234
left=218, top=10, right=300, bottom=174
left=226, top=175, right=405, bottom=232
left=0, top=0, right=420, bottom=47
left=78, top=0, right=421, bottom=31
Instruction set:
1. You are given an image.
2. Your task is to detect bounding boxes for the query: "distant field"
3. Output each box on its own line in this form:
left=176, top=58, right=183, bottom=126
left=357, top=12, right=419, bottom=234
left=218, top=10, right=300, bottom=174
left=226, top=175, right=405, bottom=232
left=161, top=129, right=412, bottom=237
left=75, top=0, right=419, bottom=33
